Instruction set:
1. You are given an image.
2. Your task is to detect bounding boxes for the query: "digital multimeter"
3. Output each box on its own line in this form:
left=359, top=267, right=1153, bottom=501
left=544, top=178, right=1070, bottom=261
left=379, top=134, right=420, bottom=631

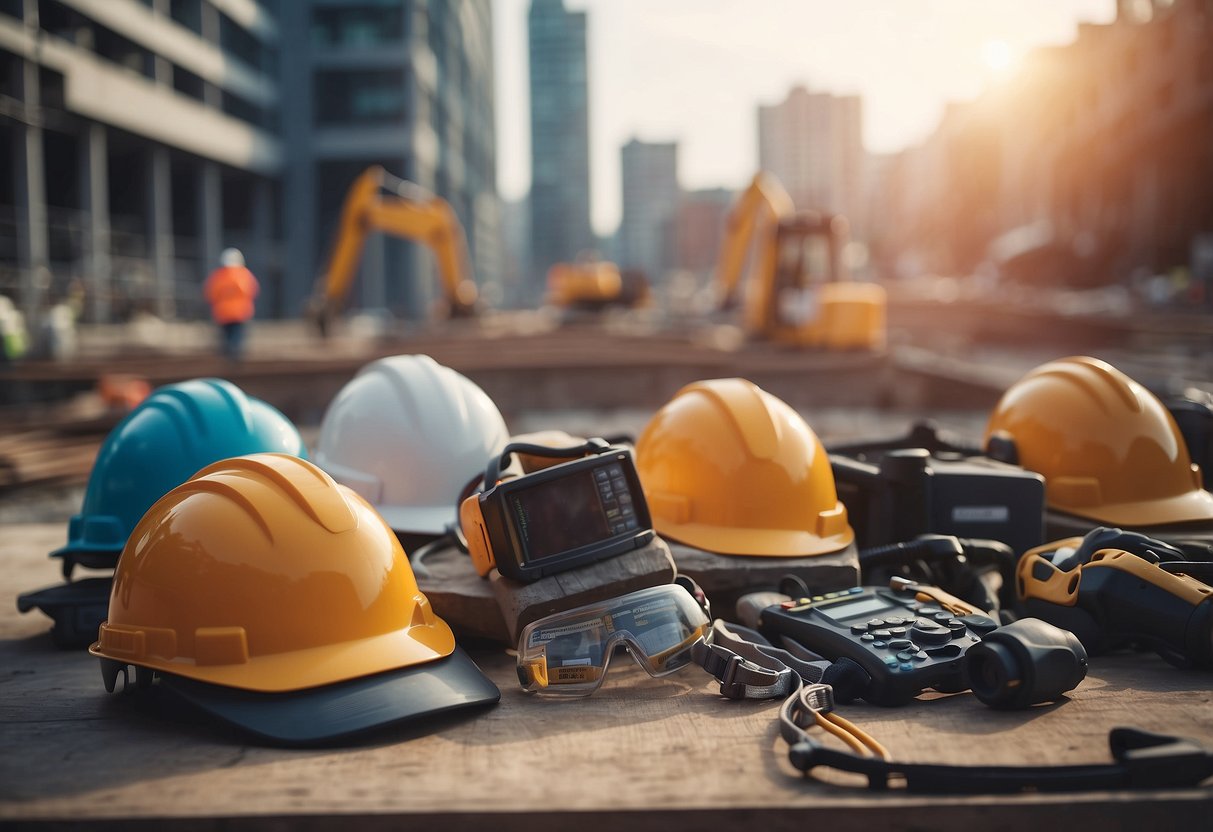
left=462, top=441, right=655, bottom=582
left=758, top=583, right=999, bottom=706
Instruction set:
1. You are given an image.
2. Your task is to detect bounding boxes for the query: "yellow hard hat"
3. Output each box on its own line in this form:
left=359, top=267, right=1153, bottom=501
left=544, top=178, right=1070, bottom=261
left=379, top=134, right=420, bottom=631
left=985, top=356, right=1213, bottom=527
left=90, top=453, right=497, bottom=743
left=635, top=378, right=853, bottom=556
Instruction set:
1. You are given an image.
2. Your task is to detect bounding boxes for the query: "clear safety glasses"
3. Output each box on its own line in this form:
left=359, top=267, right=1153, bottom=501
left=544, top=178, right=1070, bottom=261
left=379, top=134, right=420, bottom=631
left=516, top=583, right=711, bottom=696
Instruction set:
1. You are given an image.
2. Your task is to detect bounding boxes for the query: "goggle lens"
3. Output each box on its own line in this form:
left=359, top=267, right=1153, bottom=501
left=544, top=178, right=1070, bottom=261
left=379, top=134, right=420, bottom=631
left=517, top=584, right=710, bottom=695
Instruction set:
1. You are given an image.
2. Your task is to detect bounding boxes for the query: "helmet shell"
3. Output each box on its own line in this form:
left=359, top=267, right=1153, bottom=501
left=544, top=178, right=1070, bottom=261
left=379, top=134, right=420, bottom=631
left=90, top=454, right=454, bottom=691
left=314, top=354, right=509, bottom=534
left=985, top=356, right=1213, bottom=526
left=54, top=379, right=307, bottom=567
left=636, top=378, right=853, bottom=556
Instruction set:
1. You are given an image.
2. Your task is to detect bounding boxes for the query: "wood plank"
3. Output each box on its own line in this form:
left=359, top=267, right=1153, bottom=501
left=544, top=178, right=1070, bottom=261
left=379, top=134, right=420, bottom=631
left=668, top=540, right=860, bottom=619
left=2, top=521, right=1212, bottom=829
left=490, top=536, right=676, bottom=643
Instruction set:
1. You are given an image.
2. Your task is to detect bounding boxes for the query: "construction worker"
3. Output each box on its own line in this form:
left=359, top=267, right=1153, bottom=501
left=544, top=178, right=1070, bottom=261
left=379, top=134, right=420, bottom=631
left=204, top=248, right=260, bottom=361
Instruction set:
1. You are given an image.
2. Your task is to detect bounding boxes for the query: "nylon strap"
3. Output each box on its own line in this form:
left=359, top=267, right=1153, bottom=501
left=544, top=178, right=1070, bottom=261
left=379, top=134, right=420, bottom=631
left=692, top=620, right=832, bottom=700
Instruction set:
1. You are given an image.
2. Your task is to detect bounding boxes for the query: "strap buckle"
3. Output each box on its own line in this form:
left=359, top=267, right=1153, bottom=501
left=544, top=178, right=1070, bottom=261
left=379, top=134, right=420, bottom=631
left=718, top=652, right=749, bottom=699
left=799, top=682, right=835, bottom=714
left=691, top=638, right=765, bottom=699
left=693, top=640, right=743, bottom=695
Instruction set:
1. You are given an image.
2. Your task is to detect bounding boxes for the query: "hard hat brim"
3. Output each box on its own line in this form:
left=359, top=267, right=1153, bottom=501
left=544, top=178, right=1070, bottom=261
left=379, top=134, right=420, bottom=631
left=156, top=646, right=499, bottom=745
left=17, top=577, right=111, bottom=649
left=657, top=520, right=854, bottom=558
left=1054, top=487, right=1213, bottom=528
left=47, top=543, right=123, bottom=572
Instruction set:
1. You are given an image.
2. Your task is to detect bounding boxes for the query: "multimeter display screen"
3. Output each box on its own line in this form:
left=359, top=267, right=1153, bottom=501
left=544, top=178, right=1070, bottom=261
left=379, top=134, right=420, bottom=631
left=818, top=596, right=893, bottom=621
left=510, top=469, right=613, bottom=561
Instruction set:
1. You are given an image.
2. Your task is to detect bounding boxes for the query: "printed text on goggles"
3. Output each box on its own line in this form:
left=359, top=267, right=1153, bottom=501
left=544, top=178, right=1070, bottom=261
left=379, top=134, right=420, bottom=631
left=516, top=582, right=710, bottom=695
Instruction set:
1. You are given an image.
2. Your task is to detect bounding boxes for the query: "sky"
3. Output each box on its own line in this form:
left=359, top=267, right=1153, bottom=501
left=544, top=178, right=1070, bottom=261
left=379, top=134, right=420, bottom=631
left=492, top=0, right=1117, bottom=237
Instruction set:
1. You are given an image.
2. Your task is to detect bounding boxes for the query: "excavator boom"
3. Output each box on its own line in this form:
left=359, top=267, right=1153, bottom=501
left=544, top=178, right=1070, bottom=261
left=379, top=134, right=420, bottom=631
left=712, top=170, right=885, bottom=350
left=312, top=166, right=478, bottom=333
left=715, top=171, right=794, bottom=316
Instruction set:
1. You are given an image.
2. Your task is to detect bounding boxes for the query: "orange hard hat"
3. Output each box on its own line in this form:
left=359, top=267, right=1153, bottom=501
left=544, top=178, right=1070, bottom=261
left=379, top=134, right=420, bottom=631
left=90, top=453, right=497, bottom=743
left=636, top=378, right=853, bottom=557
left=985, top=356, right=1213, bottom=527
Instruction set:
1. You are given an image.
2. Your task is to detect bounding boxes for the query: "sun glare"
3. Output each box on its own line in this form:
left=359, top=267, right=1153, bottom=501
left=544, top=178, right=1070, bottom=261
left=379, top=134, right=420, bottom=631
left=981, top=40, right=1016, bottom=75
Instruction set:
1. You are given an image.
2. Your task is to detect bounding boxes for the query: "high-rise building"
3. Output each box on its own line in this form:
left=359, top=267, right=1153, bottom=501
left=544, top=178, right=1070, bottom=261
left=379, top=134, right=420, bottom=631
left=498, top=193, right=530, bottom=307
left=873, top=0, right=1213, bottom=290
left=619, top=138, right=678, bottom=282
left=677, top=187, right=733, bottom=278
left=527, top=0, right=591, bottom=298
left=279, top=0, right=498, bottom=318
left=0, top=0, right=282, bottom=322
left=0, top=1, right=498, bottom=325
left=758, top=85, right=866, bottom=238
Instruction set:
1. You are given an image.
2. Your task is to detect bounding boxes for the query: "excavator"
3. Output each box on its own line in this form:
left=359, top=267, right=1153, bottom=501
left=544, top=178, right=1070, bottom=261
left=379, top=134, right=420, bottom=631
left=545, top=260, right=651, bottom=310
left=715, top=172, right=886, bottom=350
left=309, top=166, right=479, bottom=336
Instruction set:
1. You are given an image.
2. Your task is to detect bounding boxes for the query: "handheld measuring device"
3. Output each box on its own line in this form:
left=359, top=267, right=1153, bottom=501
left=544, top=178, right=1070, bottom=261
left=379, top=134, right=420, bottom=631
left=757, top=579, right=1086, bottom=706
left=461, top=439, right=655, bottom=582
left=1018, top=528, right=1213, bottom=667
left=757, top=581, right=995, bottom=705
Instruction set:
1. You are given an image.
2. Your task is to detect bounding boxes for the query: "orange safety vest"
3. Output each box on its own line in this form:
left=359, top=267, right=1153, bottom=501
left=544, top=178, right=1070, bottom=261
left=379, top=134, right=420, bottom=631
left=204, top=265, right=260, bottom=324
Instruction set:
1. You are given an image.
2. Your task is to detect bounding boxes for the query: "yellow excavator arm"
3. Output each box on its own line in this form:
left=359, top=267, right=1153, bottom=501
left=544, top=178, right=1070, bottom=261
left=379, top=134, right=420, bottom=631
left=712, top=171, right=885, bottom=350
left=312, top=166, right=478, bottom=333
left=714, top=171, right=794, bottom=324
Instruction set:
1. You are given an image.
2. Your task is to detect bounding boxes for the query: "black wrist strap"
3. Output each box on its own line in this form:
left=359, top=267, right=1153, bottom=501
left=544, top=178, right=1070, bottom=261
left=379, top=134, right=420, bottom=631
left=788, top=726, right=1213, bottom=793
left=696, top=621, right=1213, bottom=794
left=484, top=438, right=612, bottom=484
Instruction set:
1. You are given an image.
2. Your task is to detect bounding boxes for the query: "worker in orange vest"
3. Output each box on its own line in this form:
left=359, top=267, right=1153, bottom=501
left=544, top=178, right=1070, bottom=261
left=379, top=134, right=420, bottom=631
left=204, top=248, right=260, bottom=361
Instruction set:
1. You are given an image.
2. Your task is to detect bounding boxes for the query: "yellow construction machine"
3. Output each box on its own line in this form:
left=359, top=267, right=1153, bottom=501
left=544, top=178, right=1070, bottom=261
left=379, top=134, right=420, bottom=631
left=716, top=172, right=886, bottom=350
left=544, top=260, right=651, bottom=311
left=309, top=166, right=479, bottom=335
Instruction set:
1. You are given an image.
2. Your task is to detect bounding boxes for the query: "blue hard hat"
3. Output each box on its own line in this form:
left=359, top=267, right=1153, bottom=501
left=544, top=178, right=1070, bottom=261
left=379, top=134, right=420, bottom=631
left=51, top=378, right=306, bottom=577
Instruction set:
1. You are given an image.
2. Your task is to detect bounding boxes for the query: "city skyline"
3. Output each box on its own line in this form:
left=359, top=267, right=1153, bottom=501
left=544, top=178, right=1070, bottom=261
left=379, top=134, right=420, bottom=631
left=493, top=0, right=1116, bottom=236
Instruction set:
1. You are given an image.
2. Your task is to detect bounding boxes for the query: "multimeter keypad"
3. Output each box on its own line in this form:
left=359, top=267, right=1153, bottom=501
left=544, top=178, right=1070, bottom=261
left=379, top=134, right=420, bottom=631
left=596, top=464, right=640, bottom=535
left=760, top=587, right=1004, bottom=704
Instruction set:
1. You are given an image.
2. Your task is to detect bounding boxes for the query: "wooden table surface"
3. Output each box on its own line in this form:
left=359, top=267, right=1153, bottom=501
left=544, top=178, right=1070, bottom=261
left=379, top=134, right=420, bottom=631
left=3, top=522, right=1212, bottom=830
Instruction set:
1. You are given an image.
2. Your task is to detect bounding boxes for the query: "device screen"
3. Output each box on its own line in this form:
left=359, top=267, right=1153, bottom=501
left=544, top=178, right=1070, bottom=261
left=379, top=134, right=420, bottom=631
left=510, top=468, right=612, bottom=561
left=817, top=595, right=894, bottom=621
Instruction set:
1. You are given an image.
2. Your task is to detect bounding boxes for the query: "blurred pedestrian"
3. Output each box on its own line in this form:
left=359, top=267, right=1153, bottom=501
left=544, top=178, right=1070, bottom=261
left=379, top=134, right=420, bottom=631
left=204, top=248, right=260, bottom=361
left=0, top=294, right=28, bottom=365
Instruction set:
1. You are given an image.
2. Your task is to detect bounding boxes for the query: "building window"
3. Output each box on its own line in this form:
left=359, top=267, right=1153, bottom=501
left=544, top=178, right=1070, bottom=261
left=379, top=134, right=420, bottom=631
left=219, top=10, right=263, bottom=71
left=313, top=68, right=407, bottom=125
left=312, top=5, right=405, bottom=48
left=222, top=89, right=257, bottom=124
left=170, top=0, right=202, bottom=35
left=173, top=64, right=205, bottom=102
left=94, top=23, right=155, bottom=79
left=37, top=1, right=92, bottom=50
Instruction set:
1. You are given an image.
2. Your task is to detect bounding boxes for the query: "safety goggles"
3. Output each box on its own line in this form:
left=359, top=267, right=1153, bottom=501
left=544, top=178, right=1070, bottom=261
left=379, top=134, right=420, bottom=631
left=516, top=582, right=711, bottom=695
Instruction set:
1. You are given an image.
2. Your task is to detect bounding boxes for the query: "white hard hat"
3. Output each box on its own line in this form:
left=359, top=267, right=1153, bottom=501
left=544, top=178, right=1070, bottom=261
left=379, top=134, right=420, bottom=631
left=220, top=248, right=245, bottom=267
left=313, top=354, right=509, bottom=534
